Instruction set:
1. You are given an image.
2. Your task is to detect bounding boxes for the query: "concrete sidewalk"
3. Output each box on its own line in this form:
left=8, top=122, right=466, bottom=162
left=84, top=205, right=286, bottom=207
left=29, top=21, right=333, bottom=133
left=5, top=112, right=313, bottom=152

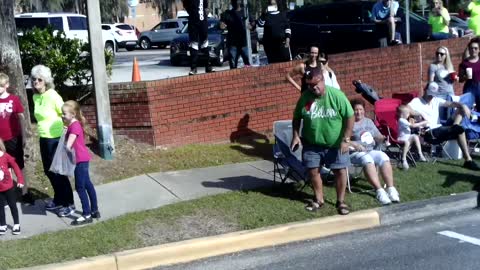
left=1, top=160, right=275, bottom=241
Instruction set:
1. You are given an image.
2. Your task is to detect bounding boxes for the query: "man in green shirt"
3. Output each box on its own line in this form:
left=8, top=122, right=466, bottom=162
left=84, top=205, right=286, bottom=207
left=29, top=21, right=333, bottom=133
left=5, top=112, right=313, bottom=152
left=291, top=70, right=354, bottom=215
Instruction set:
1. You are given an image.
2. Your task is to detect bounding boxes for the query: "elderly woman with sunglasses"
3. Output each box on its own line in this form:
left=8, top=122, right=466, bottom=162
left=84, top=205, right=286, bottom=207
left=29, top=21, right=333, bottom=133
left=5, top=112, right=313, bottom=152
left=428, top=46, right=456, bottom=100
left=459, top=37, right=480, bottom=110
left=31, top=65, right=75, bottom=218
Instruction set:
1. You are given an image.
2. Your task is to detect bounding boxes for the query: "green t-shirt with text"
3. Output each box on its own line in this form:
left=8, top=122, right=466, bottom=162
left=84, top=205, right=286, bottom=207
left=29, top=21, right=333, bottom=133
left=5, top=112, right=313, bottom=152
left=293, top=86, right=354, bottom=147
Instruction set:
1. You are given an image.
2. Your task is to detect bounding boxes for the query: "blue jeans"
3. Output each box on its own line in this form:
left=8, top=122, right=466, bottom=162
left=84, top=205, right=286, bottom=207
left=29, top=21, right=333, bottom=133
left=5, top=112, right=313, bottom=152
left=39, top=137, right=74, bottom=207
left=228, top=46, right=250, bottom=69
left=74, top=162, right=98, bottom=216
left=431, top=32, right=452, bottom=41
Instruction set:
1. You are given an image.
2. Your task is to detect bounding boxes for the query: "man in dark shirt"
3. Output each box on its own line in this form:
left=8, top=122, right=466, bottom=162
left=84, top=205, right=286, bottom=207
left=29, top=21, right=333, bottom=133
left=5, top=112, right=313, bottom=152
left=220, top=0, right=253, bottom=69
left=182, top=0, right=215, bottom=75
left=257, top=0, right=291, bottom=64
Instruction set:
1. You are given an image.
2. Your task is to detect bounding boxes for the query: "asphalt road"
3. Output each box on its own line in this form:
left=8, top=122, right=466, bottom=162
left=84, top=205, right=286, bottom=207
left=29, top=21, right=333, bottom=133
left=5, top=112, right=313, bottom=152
left=158, top=209, right=480, bottom=270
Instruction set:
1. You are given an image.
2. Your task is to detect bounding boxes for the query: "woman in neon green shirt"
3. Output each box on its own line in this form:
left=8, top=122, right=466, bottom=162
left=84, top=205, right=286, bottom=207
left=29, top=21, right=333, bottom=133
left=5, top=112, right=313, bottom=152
left=468, top=0, right=480, bottom=35
left=428, top=0, right=451, bottom=40
left=31, top=65, right=75, bottom=218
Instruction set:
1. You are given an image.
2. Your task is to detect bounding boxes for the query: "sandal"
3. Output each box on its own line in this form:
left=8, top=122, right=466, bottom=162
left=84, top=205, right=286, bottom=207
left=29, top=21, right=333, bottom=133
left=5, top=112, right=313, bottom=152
left=336, top=201, right=350, bottom=215
left=305, top=200, right=324, bottom=212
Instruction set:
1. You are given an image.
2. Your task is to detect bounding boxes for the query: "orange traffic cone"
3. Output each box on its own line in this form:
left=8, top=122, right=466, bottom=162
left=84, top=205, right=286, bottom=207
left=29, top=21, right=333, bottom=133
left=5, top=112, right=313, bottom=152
left=132, top=57, right=141, bottom=82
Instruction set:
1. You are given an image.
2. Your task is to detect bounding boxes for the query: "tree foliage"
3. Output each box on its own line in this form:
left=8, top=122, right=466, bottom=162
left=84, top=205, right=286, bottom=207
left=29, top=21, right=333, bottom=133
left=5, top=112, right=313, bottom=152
left=18, top=27, right=113, bottom=101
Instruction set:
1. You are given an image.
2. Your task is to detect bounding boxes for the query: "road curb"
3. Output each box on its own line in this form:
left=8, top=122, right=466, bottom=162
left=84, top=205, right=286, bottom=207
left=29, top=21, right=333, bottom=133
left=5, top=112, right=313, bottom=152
left=377, top=191, right=478, bottom=226
left=114, top=210, right=379, bottom=270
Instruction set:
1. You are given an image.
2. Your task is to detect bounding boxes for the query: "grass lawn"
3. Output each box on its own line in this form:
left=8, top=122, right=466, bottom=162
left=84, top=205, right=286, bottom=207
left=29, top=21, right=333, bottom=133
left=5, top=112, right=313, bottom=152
left=1, top=141, right=479, bottom=269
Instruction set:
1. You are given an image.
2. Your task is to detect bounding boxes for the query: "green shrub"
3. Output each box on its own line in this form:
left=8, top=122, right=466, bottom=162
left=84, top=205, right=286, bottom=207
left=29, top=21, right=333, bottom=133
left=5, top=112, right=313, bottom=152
left=18, top=27, right=114, bottom=101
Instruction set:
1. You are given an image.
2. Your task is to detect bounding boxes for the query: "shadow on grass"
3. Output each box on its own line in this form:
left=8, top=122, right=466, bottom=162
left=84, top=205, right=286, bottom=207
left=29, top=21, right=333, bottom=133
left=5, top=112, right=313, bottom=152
left=229, top=114, right=273, bottom=161
left=438, top=170, right=480, bottom=188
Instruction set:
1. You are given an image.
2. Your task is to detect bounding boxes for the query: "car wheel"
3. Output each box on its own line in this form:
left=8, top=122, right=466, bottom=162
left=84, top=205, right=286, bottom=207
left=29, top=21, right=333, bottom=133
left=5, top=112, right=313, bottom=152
left=170, top=56, right=181, bottom=66
left=214, top=49, right=224, bottom=66
left=140, top=38, right=151, bottom=50
left=104, top=42, right=115, bottom=56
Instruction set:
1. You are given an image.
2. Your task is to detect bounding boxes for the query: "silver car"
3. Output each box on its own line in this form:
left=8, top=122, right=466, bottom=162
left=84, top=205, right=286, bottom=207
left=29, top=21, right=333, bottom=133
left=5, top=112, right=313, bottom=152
left=139, top=19, right=187, bottom=49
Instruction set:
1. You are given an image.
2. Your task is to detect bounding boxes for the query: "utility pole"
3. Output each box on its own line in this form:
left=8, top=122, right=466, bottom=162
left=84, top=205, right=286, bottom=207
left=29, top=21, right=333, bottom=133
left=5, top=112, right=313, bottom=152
left=244, top=0, right=253, bottom=65
left=85, top=0, right=115, bottom=160
left=405, top=0, right=410, bottom=44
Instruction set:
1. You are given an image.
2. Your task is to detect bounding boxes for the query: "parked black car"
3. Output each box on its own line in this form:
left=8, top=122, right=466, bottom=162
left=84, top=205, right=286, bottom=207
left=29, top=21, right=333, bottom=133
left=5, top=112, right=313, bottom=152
left=170, top=19, right=227, bottom=66
left=288, top=1, right=430, bottom=57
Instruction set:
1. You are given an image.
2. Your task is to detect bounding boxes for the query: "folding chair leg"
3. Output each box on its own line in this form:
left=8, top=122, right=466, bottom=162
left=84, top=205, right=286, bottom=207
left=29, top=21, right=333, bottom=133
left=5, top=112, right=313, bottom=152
left=346, top=167, right=353, bottom=193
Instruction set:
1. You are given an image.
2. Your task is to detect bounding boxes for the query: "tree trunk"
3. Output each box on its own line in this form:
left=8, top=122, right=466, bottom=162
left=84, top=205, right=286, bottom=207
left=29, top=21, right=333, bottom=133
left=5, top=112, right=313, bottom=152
left=0, top=0, right=34, bottom=149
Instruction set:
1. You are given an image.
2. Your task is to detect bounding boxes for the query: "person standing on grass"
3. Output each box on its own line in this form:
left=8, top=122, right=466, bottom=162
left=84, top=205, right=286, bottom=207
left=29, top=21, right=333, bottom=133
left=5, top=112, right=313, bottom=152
left=31, top=65, right=75, bottom=217
left=0, top=73, right=34, bottom=205
left=0, top=138, right=24, bottom=235
left=62, top=100, right=100, bottom=225
left=290, top=69, right=354, bottom=215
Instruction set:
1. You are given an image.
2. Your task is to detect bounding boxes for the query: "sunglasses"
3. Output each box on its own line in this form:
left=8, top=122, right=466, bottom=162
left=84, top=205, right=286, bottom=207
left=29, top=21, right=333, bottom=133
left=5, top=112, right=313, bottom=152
left=319, top=60, right=327, bottom=65
left=32, top=77, right=43, bottom=82
left=436, top=52, right=445, bottom=56
left=471, top=47, right=480, bottom=50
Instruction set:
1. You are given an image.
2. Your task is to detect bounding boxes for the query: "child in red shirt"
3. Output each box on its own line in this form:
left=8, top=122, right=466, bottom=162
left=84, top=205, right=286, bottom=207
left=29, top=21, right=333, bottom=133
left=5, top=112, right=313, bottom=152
left=0, top=138, right=24, bottom=235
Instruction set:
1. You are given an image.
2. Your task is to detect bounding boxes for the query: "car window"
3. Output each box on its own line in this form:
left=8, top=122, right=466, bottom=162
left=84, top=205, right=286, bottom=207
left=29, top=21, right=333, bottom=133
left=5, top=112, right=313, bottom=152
left=116, top=24, right=133, bottom=30
left=68, top=16, right=87, bottom=30
left=167, top=22, right=179, bottom=29
left=181, top=21, right=221, bottom=34
left=49, top=17, right=64, bottom=31
left=155, top=23, right=167, bottom=30
left=325, top=7, right=362, bottom=24
left=102, top=25, right=111, bottom=30
left=15, top=18, right=50, bottom=31
left=290, top=7, right=326, bottom=24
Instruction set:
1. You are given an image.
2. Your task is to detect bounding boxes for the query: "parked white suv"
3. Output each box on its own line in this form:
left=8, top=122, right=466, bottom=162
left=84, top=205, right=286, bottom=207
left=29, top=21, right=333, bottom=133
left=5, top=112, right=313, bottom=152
left=15, top=13, right=116, bottom=55
left=102, top=23, right=138, bottom=51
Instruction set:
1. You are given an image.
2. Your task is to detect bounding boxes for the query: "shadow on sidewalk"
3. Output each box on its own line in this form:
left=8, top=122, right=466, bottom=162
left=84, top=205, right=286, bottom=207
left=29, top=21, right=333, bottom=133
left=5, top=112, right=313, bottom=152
left=229, top=114, right=272, bottom=161
left=202, top=176, right=273, bottom=191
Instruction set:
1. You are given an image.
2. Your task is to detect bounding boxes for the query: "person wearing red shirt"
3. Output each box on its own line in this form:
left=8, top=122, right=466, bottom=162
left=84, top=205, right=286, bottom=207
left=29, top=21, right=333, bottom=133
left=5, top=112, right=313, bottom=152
left=0, top=139, right=25, bottom=235
left=0, top=73, right=34, bottom=205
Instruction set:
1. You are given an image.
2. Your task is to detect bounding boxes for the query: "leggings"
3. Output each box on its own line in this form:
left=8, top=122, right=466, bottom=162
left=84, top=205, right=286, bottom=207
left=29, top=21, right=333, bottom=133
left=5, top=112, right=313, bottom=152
left=0, top=187, right=19, bottom=226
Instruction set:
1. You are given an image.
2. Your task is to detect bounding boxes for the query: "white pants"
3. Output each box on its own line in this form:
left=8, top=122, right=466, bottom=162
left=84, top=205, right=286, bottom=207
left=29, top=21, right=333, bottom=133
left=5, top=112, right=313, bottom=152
left=350, top=150, right=390, bottom=167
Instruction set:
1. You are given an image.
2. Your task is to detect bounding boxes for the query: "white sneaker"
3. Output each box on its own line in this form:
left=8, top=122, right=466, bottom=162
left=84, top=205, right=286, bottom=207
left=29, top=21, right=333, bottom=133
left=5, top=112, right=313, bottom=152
left=12, top=224, right=21, bottom=235
left=376, top=188, right=392, bottom=205
left=0, top=225, right=6, bottom=235
left=402, top=160, right=409, bottom=170
left=387, top=186, right=400, bottom=203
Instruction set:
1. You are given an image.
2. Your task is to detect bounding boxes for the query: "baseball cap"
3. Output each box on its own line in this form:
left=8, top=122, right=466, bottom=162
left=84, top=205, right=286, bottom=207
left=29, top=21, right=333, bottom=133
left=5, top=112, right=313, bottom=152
left=426, top=82, right=439, bottom=96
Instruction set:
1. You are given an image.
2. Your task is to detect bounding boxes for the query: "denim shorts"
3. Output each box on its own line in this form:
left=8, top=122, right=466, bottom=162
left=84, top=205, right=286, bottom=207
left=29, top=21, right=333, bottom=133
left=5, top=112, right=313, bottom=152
left=302, top=144, right=350, bottom=169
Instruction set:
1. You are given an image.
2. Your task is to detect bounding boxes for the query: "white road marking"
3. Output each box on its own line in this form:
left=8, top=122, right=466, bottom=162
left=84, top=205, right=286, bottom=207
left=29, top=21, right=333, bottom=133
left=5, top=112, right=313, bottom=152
left=438, top=230, right=480, bottom=246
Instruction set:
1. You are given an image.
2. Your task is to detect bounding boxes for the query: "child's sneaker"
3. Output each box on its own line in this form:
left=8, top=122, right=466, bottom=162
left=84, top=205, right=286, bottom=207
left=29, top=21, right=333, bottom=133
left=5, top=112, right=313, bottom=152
left=387, top=186, right=401, bottom=203
left=91, top=211, right=101, bottom=219
left=419, top=156, right=427, bottom=162
left=71, top=215, right=93, bottom=226
left=0, top=225, right=6, bottom=235
left=45, top=201, right=62, bottom=211
left=12, top=224, right=21, bottom=235
left=57, top=206, right=74, bottom=217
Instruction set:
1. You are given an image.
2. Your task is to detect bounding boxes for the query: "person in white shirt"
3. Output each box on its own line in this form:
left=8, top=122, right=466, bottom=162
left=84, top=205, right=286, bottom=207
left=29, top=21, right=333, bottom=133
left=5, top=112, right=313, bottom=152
left=408, top=82, right=480, bottom=170
left=396, top=105, right=428, bottom=170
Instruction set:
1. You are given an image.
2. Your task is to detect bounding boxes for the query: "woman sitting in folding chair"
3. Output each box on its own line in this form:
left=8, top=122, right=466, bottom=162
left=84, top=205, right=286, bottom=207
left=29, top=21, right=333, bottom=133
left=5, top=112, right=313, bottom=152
left=349, top=99, right=400, bottom=205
